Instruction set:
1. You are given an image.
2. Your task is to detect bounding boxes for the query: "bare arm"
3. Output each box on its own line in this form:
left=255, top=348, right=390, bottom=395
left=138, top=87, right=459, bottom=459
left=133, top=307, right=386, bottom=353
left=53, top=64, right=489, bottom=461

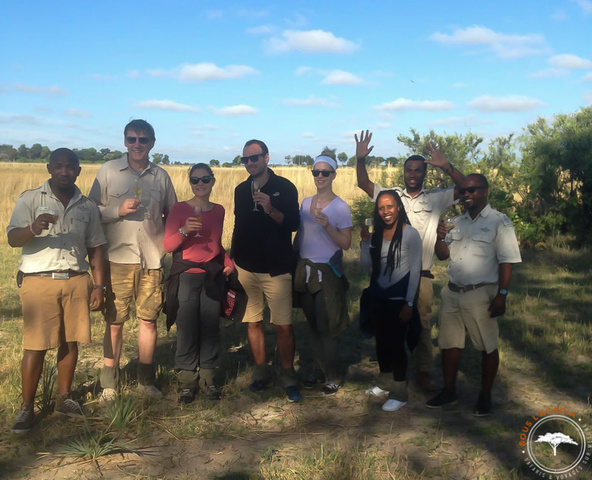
left=88, top=245, right=107, bottom=312
left=488, top=263, right=513, bottom=317
left=355, top=130, right=375, bottom=198
left=434, top=220, right=450, bottom=260
left=7, top=214, right=56, bottom=247
left=423, top=142, right=466, bottom=200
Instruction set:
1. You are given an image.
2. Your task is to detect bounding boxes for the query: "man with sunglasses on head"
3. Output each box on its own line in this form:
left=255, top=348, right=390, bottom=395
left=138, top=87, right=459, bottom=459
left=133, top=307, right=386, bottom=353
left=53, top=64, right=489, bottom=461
left=89, top=119, right=177, bottom=399
left=231, top=139, right=302, bottom=403
left=355, top=130, right=465, bottom=393
left=428, top=174, right=521, bottom=416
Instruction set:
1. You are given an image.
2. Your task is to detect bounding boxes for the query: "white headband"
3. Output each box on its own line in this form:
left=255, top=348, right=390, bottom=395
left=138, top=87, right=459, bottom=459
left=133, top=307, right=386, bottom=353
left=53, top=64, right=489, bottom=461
left=313, top=155, right=338, bottom=170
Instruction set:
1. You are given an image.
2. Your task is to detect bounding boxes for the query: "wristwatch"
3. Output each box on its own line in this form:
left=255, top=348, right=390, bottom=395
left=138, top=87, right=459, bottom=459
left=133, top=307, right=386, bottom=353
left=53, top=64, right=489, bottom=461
left=498, top=289, right=508, bottom=296
left=179, top=227, right=188, bottom=237
left=93, top=285, right=106, bottom=293
left=407, top=301, right=414, bottom=307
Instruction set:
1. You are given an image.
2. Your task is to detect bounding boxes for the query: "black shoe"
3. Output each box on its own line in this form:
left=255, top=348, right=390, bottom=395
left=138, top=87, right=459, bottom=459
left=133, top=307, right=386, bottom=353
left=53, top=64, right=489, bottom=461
left=11, top=405, right=35, bottom=434
left=302, top=377, right=324, bottom=390
left=285, top=385, right=302, bottom=403
left=473, top=395, right=492, bottom=417
left=425, top=389, right=457, bottom=408
left=203, top=385, right=222, bottom=400
left=248, top=379, right=269, bottom=393
left=321, top=383, right=340, bottom=396
left=178, top=388, right=195, bottom=404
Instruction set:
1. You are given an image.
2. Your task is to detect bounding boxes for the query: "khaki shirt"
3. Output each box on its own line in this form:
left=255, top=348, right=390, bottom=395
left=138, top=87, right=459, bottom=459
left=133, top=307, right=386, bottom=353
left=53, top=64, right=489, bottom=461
left=88, top=155, right=177, bottom=269
left=374, top=184, right=456, bottom=270
left=447, top=204, right=522, bottom=286
left=7, top=180, right=106, bottom=273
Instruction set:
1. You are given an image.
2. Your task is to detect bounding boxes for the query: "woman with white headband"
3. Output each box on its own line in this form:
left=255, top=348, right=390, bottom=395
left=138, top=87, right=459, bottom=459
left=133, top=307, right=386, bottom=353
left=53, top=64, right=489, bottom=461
left=293, top=148, right=352, bottom=396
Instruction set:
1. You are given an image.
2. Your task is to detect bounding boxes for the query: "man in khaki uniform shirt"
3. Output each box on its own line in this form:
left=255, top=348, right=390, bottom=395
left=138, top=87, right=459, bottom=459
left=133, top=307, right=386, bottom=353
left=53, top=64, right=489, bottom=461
left=89, top=119, right=177, bottom=398
left=355, top=130, right=465, bottom=392
left=427, top=173, right=521, bottom=416
left=7, top=148, right=106, bottom=433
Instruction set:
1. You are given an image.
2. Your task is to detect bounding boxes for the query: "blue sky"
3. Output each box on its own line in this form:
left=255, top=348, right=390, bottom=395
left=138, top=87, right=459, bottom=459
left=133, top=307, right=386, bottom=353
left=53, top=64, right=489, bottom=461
left=1, top=0, right=591, bottom=164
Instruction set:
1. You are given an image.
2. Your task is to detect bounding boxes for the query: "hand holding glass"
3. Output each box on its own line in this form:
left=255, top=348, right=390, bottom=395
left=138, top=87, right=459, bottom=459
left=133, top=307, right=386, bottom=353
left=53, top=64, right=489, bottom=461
left=132, top=178, right=142, bottom=205
left=365, top=217, right=374, bottom=234
left=193, top=205, right=203, bottom=237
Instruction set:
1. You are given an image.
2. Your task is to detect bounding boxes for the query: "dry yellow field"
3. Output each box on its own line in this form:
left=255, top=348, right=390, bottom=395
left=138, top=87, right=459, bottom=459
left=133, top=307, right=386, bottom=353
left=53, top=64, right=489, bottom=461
left=0, top=162, right=394, bottom=249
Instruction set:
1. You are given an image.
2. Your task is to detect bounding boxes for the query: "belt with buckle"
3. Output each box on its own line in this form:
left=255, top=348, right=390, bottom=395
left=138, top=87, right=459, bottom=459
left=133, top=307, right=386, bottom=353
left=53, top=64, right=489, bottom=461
left=23, top=270, right=87, bottom=279
left=420, top=270, right=434, bottom=279
left=447, top=282, right=491, bottom=293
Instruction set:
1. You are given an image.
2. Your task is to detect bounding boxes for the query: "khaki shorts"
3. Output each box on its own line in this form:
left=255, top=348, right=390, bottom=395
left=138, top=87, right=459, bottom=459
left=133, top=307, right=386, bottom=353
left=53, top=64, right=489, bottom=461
left=437, top=284, right=499, bottom=354
left=21, top=274, right=92, bottom=350
left=235, top=265, right=293, bottom=326
left=105, top=263, right=164, bottom=324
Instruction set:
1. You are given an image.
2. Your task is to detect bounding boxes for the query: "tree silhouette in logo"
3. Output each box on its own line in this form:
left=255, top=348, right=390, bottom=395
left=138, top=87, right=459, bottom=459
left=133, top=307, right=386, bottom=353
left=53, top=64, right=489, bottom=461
left=535, top=432, right=578, bottom=456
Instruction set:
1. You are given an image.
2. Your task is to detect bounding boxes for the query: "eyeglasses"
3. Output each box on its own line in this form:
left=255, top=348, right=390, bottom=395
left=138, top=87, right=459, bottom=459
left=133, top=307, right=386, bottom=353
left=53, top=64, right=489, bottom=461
left=240, top=154, right=263, bottom=165
left=189, top=175, right=213, bottom=185
left=126, top=136, right=151, bottom=145
left=312, top=170, right=334, bottom=177
left=459, top=186, right=486, bottom=195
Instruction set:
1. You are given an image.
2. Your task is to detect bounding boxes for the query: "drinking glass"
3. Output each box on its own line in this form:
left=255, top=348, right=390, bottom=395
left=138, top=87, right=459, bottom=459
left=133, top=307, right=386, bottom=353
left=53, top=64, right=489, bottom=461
left=193, top=205, right=202, bottom=237
left=364, top=217, right=374, bottom=234
left=132, top=178, right=142, bottom=205
left=251, top=180, right=260, bottom=211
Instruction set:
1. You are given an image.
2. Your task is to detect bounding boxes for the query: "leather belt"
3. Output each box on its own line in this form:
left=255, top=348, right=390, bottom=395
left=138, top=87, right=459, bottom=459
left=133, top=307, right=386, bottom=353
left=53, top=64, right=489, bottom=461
left=447, top=282, right=492, bottom=293
left=23, top=270, right=87, bottom=279
left=420, top=270, right=434, bottom=279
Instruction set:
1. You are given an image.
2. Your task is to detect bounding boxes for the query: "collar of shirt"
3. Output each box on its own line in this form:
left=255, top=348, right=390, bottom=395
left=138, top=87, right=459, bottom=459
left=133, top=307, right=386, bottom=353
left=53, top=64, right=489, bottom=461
left=400, top=187, right=427, bottom=198
left=41, top=180, right=84, bottom=209
left=462, top=203, right=492, bottom=223
left=115, top=154, right=157, bottom=176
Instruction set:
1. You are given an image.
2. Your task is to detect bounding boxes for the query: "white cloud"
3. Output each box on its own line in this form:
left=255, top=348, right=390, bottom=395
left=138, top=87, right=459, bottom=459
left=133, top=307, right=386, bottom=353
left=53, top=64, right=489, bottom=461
left=584, top=92, right=592, bottom=104
left=374, top=122, right=392, bottom=129
left=237, top=8, right=269, bottom=18
left=301, top=132, right=314, bottom=138
left=529, top=68, right=570, bottom=79
left=451, top=82, right=467, bottom=89
left=468, top=95, right=545, bottom=112
left=65, top=108, right=91, bottom=118
left=583, top=73, right=592, bottom=82
left=207, top=10, right=223, bottom=18
left=551, top=9, right=568, bottom=20
left=147, top=63, right=259, bottom=82
left=13, top=83, right=69, bottom=95
left=374, top=98, right=454, bottom=111
left=294, top=66, right=312, bottom=76
left=89, top=73, right=112, bottom=81
left=283, top=95, right=340, bottom=107
left=429, top=115, right=479, bottom=127
left=265, top=30, right=358, bottom=54
left=548, top=54, right=592, bottom=69
left=247, top=25, right=275, bottom=35
left=127, top=70, right=140, bottom=79
left=135, top=99, right=201, bottom=112
left=574, top=0, right=592, bottom=14
left=211, top=105, right=258, bottom=116
left=321, top=70, right=365, bottom=86
left=430, top=25, right=547, bottom=59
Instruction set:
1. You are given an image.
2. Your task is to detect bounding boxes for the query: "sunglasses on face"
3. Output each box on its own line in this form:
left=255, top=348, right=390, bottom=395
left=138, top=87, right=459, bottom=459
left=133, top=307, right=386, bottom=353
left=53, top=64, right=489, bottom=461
left=189, top=175, right=213, bottom=185
left=126, top=136, right=151, bottom=145
left=312, top=170, right=334, bottom=177
left=240, top=154, right=263, bottom=165
left=459, top=186, right=486, bottom=195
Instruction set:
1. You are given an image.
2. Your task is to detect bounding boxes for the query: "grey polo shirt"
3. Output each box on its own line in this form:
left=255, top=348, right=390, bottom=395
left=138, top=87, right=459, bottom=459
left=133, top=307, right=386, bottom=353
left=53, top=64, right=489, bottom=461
left=7, top=180, right=106, bottom=273
left=88, top=155, right=177, bottom=269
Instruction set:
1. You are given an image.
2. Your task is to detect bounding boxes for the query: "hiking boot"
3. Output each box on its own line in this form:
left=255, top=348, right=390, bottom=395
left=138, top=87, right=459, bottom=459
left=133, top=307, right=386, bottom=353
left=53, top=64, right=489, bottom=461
left=382, top=399, right=407, bottom=412
left=285, top=385, right=302, bottom=403
left=203, top=385, right=222, bottom=401
left=321, top=383, right=340, bottom=396
left=178, top=388, right=195, bottom=404
left=302, top=376, right=324, bottom=390
left=55, top=394, right=84, bottom=417
left=366, top=385, right=389, bottom=397
left=425, top=389, right=457, bottom=409
left=473, top=395, right=492, bottom=417
left=138, top=384, right=163, bottom=397
left=11, top=405, right=35, bottom=434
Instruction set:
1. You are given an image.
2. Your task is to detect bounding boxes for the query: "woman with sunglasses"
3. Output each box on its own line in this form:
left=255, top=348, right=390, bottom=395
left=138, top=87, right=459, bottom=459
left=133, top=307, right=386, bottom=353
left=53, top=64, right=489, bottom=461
left=163, top=163, right=234, bottom=403
left=293, top=149, right=352, bottom=396
left=360, top=190, right=422, bottom=411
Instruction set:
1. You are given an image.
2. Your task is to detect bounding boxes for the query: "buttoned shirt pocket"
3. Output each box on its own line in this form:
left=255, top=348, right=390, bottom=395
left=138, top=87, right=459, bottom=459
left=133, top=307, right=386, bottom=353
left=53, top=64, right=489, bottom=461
left=472, top=231, right=495, bottom=256
left=412, top=199, right=433, bottom=215
left=108, top=186, right=130, bottom=201
left=149, top=186, right=162, bottom=203
left=450, top=228, right=463, bottom=242
left=75, top=208, right=90, bottom=224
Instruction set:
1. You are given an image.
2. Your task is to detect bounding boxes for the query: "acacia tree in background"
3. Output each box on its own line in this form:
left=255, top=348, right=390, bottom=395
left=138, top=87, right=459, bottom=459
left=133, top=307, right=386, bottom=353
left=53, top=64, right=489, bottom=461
left=518, top=106, right=592, bottom=245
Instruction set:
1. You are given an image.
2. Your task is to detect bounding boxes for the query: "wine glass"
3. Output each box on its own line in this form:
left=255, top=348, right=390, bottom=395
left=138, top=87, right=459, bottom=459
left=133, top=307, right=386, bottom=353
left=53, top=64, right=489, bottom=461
left=251, top=180, right=260, bottom=211
left=47, top=209, right=58, bottom=235
left=132, top=178, right=142, bottom=205
left=364, top=217, right=374, bottom=234
left=193, top=205, right=202, bottom=237
left=444, top=217, right=455, bottom=232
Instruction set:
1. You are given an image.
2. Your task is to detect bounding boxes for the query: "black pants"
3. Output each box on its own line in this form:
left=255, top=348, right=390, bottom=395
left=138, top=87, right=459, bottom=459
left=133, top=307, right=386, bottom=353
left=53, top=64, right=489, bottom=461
left=301, top=291, right=339, bottom=381
left=175, top=273, right=221, bottom=372
left=372, top=299, right=409, bottom=382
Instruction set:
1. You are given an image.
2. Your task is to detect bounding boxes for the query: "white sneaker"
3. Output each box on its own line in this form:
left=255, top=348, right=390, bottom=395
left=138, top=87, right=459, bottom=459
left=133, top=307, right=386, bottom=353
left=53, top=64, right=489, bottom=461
left=100, top=388, right=117, bottom=402
left=382, top=399, right=407, bottom=412
left=366, top=385, right=389, bottom=397
left=138, top=384, right=163, bottom=397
